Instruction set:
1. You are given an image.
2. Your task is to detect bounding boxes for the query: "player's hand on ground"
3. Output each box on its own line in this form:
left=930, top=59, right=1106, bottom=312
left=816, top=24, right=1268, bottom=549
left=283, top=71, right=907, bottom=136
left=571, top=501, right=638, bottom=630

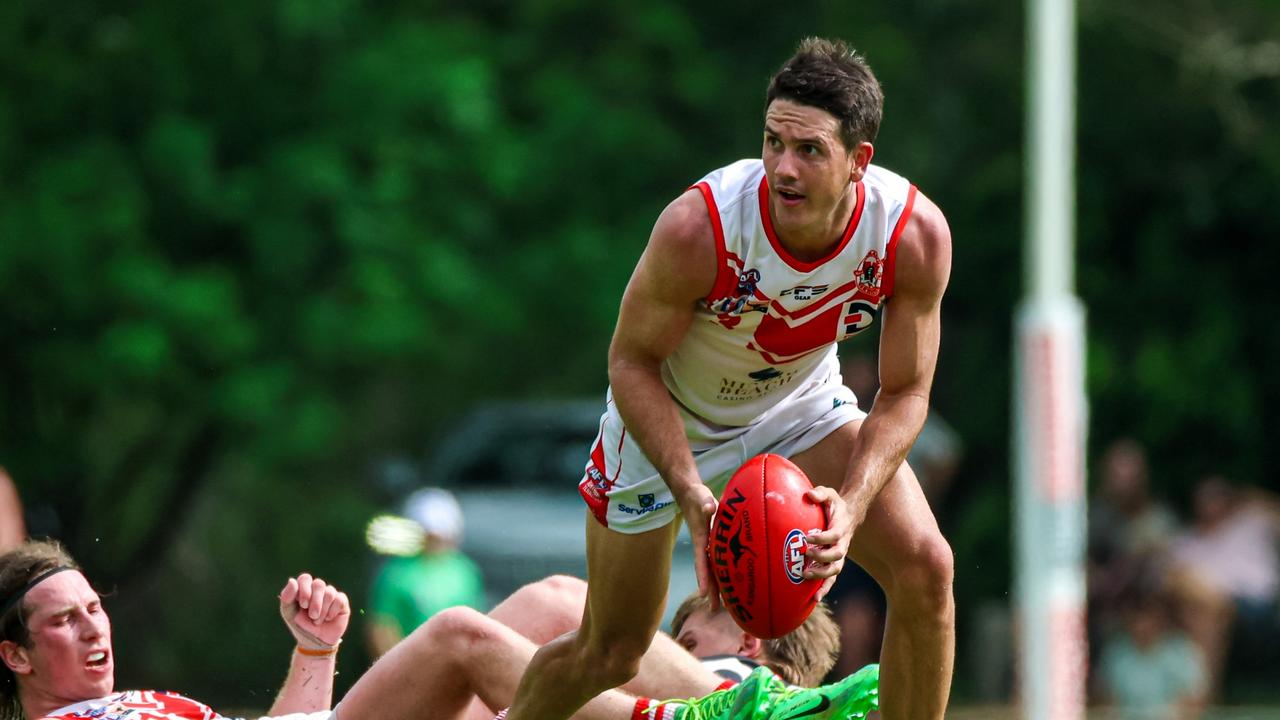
left=675, top=483, right=721, bottom=610
left=803, top=485, right=854, bottom=600
left=279, top=573, right=351, bottom=651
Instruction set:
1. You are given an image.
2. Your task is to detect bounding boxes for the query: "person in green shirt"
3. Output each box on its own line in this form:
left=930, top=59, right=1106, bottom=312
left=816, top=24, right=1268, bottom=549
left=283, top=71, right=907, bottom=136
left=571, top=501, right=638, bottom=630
left=366, top=488, right=485, bottom=657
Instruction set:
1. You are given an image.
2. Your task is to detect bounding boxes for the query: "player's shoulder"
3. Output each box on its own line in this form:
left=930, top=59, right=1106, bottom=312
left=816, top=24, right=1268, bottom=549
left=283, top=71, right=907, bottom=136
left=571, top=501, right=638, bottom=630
left=893, top=187, right=951, bottom=302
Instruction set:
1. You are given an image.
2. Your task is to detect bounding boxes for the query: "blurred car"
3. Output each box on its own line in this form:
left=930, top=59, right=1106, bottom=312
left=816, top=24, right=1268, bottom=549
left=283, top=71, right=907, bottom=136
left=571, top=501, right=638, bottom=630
left=424, top=398, right=699, bottom=629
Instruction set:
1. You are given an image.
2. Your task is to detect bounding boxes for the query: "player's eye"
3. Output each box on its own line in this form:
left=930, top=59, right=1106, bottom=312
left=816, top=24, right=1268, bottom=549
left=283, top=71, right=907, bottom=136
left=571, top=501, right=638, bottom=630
left=801, top=144, right=819, bottom=156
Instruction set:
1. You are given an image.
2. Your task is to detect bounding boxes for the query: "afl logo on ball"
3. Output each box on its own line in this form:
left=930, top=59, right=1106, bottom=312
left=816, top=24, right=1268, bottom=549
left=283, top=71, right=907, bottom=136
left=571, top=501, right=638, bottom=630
left=784, top=529, right=807, bottom=584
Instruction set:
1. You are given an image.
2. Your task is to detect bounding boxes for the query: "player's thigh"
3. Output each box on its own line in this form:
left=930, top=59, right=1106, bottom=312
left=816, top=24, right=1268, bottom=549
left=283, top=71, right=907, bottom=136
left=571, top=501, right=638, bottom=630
left=580, top=512, right=681, bottom=657
left=623, top=632, right=725, bottom=699
left=787, top=420, right=945, bottom=588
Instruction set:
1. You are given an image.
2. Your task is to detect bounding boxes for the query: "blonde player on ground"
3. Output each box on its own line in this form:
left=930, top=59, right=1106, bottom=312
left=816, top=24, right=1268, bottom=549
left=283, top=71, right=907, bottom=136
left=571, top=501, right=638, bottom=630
left=507, top=37, right=953, bottom=720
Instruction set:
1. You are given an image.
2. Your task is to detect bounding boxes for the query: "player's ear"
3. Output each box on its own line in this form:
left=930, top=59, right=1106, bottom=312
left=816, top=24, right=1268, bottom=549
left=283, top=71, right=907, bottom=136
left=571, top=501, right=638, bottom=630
left=0, top=640, right=32, bottom=675
left=849, top=141, right=874, bottom=182
left=737, top=632, right=764, bottom=659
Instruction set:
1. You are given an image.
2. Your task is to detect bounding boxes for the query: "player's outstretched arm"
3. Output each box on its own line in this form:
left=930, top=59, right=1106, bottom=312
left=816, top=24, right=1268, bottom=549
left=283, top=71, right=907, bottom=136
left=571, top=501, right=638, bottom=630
left=807, top=190, right=952, bottom=590
left=269, top=573, right=351, bottom=716
left=607, top=189, right=721, bottom=600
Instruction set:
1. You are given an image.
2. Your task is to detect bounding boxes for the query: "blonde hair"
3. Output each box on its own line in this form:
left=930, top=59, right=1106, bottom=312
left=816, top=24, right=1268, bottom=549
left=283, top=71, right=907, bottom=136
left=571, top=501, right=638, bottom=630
left=671, top=594, right=840, bottom=687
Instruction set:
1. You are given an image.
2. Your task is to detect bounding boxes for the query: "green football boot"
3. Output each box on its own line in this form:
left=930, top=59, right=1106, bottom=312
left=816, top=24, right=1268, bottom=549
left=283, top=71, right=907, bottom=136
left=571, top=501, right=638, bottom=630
left=664, top=666, right=791, bottom=720
left=767, top=664, right=879, bottom=720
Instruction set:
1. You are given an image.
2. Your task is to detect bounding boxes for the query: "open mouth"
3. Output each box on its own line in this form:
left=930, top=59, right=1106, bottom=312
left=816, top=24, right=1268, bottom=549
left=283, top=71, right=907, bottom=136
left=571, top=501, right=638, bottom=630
left=86, top=651, right=109, bottom=668
left=777, top=189, right=805, bottom=204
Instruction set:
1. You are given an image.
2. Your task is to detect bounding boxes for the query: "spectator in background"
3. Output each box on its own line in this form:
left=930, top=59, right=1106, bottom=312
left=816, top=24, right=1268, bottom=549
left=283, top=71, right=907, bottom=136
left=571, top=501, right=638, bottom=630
left=1098, top=589, right=1206, bottom=720
left=1166, top=475, right=1280, bottom=701
left=1087, top=440, right=1180, bottom=639
left=0, top=470, right=25, bottom=553
left=366, top=487, right=486, bottom=658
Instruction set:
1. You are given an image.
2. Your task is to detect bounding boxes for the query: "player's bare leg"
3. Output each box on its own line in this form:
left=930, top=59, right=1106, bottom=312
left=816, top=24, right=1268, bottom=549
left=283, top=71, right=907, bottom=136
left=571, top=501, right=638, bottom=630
left=791, top=420, right=955, bottom=720
left=464, top=574, right=721, bottom=720
left=343, top=605, right=642, bottom=720
left=504, top=515, right=680, bottom=720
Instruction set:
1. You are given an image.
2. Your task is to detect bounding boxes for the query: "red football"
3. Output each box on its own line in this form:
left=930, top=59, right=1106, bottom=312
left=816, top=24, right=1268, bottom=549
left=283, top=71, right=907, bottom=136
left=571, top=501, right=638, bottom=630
left=708, top=453, right=827, bottom=639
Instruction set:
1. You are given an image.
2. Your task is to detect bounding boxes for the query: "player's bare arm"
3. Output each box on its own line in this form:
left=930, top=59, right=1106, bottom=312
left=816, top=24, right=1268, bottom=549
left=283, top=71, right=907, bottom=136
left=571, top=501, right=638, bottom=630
left=807, top=190, right=952, bottom=582
left=270, top=572, right=351, bottom=715
left=607, top=188, right=720, bottom=594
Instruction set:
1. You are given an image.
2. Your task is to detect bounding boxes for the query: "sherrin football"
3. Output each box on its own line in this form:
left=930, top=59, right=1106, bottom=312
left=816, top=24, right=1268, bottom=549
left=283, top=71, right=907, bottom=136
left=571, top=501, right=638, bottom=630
left=708, top=453, right=827, bottom=639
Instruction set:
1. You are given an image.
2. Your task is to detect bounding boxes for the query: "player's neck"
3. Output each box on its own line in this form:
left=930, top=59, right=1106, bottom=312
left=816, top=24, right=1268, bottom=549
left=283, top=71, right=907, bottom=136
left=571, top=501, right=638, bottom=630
left=769, top=184, right=858, bottom=263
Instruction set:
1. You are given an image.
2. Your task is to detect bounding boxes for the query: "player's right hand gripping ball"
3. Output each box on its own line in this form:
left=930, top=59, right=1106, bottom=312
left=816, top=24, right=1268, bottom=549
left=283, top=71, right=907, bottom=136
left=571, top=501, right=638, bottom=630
left=708, top=453, right=827, bottom=639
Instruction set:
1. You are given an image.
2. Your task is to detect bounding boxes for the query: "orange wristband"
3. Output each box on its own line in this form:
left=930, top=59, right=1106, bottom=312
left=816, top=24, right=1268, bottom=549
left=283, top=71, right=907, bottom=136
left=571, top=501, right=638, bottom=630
left=296, top=643, right=339, bottom=657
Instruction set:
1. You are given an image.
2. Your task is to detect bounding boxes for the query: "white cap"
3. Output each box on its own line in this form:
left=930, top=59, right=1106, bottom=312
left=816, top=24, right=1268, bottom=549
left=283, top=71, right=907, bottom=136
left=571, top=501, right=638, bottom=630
left=403, top=487, right=463, bottom=544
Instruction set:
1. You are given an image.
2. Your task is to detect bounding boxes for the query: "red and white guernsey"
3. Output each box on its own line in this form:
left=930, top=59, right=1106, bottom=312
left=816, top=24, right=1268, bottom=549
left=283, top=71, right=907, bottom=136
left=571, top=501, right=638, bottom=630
left=44, top=691, right=231, bottom=720
left=664, top=159, right=916, bottom=427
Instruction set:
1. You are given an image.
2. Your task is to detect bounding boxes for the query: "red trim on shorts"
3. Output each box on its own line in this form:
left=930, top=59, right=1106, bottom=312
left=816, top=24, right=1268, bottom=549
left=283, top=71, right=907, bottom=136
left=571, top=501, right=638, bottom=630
left=758, top=176, right=865, bottom=273
left=716, top=679, right=738, bottom=691
left=579, top=422, right=613, bottom=528
left=693, top=182, right=734, bottom=303
left=881, top=184, right=917, bottom=299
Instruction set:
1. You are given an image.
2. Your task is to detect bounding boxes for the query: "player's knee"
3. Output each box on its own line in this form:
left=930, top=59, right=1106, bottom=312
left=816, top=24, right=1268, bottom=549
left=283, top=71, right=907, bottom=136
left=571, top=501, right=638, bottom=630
left=524, top=574, right=588, bottom=611
left=415, top=606, right=490, bottom=653
left=577, top=632, right=647, bottom=688
left=888, top=533, right=954, bottom=613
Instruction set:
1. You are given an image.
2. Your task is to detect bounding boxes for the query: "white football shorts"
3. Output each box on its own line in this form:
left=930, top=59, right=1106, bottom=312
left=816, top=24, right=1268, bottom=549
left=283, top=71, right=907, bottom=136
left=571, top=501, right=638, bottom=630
left=578, top=378, right=865, bottom=534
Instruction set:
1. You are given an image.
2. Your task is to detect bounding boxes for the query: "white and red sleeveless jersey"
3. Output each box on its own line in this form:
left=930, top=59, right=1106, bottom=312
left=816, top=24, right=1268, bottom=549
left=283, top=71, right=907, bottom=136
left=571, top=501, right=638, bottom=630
left=661, top=159, right=917, bottom=427
left=44, top=690, right=231, bottom=720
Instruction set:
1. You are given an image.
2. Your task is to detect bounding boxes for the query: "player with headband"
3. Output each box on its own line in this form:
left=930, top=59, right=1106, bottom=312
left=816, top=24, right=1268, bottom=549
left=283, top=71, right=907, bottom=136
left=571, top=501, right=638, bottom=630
left=0, top=540, right=878, bottom=720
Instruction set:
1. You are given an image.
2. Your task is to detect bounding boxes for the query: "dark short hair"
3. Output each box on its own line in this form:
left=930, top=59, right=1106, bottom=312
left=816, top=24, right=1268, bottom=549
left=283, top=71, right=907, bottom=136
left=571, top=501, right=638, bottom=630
left=766, top=37, right=884, bottom=150
left=0, top=541, right=80, bottom=719
left=670, top=593, right=840, bottom=687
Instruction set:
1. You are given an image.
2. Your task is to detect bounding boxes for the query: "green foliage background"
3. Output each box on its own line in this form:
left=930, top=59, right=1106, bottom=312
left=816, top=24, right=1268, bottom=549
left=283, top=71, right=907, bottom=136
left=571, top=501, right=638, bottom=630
left=1, top=0, right=1277, bottom=707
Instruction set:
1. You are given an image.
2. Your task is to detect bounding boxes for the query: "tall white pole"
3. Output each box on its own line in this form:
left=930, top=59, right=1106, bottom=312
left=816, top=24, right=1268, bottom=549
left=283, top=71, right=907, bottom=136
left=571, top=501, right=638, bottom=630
left=1016, top=0, right=1087, bottom=719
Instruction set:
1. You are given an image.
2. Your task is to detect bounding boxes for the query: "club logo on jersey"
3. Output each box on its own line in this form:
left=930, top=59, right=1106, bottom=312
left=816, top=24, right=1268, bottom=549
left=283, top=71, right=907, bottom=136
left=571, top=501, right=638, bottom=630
left=854, top=250, right=884, bottom=295
left=781, top=284, right=829, bottom=301
left=784, top=529, right=808, bottom=584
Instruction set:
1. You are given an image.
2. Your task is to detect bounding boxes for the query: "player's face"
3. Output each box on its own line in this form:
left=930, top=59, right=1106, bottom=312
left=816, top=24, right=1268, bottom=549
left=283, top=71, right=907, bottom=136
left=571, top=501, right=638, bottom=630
left=9, top=571, right=114, bottom=707
left=675, top=608, right=748, bottom=658
left=762, top=99, right=872, bottom=243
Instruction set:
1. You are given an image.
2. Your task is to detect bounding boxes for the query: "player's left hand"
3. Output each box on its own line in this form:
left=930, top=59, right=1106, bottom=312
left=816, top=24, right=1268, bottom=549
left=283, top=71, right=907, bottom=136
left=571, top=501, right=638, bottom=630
left=279, top=573, right=351, bottom=651
left=802, top=486, right=855, bottom=601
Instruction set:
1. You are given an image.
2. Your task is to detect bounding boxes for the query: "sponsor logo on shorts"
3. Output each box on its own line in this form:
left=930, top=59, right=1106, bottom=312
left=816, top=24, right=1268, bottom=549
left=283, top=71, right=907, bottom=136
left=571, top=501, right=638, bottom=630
left=784, top=529, right=808, bottom=584
left=616, top=498, right=673, bottom=516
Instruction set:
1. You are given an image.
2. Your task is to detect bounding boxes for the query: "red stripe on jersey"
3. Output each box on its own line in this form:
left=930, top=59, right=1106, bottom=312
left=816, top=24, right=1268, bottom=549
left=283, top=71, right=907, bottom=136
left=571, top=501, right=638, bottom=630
left=692, top=182, right=734, bottom=303
left=881, top=184, right=917, bottom=299
left=758, top=176, right=865, bottom=272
